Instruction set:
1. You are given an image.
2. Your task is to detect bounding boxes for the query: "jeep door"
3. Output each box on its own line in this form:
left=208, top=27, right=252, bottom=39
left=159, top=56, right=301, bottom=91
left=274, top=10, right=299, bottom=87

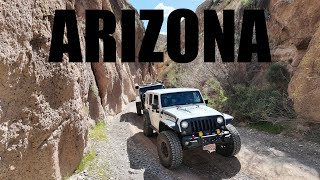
left=150, top=94, right=161, bottom=130
left=145, top=93, right=153, bottom=112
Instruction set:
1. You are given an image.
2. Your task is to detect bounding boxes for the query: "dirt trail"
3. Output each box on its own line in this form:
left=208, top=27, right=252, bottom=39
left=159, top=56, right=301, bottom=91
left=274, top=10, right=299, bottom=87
left=74, top=102, right=320, bottom=180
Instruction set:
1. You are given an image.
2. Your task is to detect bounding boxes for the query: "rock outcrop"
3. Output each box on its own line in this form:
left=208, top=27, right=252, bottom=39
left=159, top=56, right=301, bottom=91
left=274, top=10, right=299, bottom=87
left=267, top=0, right=320, bottom=122
left=288, top=27, right=320, bottom=123
left=0, top=0, right=153, bottom=179
left=268, top=0, right=320, bottom=70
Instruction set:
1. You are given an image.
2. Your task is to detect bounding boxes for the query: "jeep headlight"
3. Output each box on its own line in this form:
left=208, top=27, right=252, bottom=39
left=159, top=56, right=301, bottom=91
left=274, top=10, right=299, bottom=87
left=217, top=116, right=224, bottom=124
left=181, top=121, right=189, bottom=129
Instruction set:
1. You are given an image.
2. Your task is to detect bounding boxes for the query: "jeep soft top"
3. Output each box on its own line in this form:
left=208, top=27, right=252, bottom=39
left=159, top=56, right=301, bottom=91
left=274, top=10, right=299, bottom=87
left=146, top=88, right=200, bottom=94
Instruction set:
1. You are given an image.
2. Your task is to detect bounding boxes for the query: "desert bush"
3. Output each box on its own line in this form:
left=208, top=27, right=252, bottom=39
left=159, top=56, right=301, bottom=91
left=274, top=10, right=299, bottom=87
left=157, top=60, right=177, bottom=87
left=266, top=63, right=290, bottom=91
left=241, top=0, right=255, bottom=7
left=166, top=65, right=178, bottom=86
left=249, top=121, right=285, bottom=134
left=226, top=85, right=295, bottom=122
left=203, top=79, right=228, bottom=110
left=242, top=0, right=271, bottom=9
left=266, top=63, right=290, bottom=84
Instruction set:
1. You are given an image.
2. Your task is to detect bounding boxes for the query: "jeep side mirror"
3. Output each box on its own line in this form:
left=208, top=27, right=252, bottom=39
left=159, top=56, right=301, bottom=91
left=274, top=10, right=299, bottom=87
left=135, top=85, right=139, bottom=89
left=152, top=104, right=159, bottom=110
left=204, top=99, right=209, bottom=104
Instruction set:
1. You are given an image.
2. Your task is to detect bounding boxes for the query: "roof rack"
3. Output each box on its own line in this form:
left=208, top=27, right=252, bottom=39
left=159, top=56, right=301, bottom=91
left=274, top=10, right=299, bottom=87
left=135, top=81, right=164, bottom=89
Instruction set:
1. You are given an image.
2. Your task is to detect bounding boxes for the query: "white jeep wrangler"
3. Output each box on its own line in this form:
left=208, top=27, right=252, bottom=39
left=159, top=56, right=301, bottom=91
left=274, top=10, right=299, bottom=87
left=142, top=88, right=241, bottom=169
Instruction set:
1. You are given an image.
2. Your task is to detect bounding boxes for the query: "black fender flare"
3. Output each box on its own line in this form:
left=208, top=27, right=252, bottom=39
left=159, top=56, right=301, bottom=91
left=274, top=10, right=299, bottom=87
left=159, top=120, right=179, bottom=132
left=223, top=113, right=234, bottom=125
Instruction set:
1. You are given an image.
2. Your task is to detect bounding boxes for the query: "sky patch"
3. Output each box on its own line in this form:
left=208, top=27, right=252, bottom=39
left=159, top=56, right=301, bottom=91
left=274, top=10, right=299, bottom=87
left=129, top=0, right=204, bottom=34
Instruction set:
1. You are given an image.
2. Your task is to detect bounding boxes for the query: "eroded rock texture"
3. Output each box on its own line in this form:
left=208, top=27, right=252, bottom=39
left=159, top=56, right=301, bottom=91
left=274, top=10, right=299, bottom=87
left=0, top=0, right=153, bottom=179
left=267, top=0, right=320, bottom=122
left=288, top=27, right=320, bottom=123
left=268, top=0, right=320, bottom=69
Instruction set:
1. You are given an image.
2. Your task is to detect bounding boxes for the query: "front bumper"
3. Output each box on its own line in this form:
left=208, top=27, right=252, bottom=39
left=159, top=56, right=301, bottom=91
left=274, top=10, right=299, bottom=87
left=181, top=131, right=231, bottom=149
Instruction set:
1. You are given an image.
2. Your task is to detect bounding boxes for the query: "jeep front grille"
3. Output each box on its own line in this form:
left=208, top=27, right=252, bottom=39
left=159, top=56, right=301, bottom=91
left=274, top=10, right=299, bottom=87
left=189, top=117, right=219, bottom=133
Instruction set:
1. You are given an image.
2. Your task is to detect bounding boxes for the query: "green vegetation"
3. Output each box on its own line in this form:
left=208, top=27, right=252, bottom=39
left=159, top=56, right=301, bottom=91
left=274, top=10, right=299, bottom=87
left=302, top=123, right=320, bottom=144
left=96, top=165, right=109, bottom=179
left=76, top=150, right=96, bottom=173
left=266, top=64, right=290, bottom=84
left=89, top=122, right=107, bottom=141
left=203, top=80, right=228, bottom=110
left=266, top=64, right=290, bottom=91
left=226, top=85, right=295, bottom=122
left=241, top=0, right=255, bottom=7
left=75, top=149, right=110, bottom=179
left=166, top=64, right=178, bottom=87
left=71, top=122, right=110, bottom=178
left=249, top=121, right=285, bottom=134
left=158, top=61, right=180, bottom=87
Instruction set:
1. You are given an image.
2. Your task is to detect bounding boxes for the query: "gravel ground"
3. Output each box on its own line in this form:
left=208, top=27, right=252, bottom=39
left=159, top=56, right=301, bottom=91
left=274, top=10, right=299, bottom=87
left=70, top=102, right=320, bottom=180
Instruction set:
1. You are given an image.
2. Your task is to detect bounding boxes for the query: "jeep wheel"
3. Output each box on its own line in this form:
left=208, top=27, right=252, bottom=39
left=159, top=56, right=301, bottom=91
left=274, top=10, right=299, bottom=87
left=136, top=102, right=142, bottom=116
left=216, top=124, right=241, bottom=157
left=157, top=131, right=183, bottom=169
left=143, top=112, right=153, bottom=137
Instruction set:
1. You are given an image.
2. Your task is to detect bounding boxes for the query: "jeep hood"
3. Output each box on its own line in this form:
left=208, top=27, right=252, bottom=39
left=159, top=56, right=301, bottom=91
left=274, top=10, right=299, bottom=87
left=162, top=104, right=223, bottom=121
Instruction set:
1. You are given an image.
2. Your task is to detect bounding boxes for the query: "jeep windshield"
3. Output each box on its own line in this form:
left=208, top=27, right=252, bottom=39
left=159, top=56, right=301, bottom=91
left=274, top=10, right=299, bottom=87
left=161, top=91, right=204, bottom=108
left=140, top=85, right=164, bottom=94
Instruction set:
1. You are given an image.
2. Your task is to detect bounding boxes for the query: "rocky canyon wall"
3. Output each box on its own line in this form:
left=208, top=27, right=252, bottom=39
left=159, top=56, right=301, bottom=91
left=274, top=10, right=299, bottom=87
left=267, top=0, right=320, bottom=123
left=0, top=0, right=153, bottom=179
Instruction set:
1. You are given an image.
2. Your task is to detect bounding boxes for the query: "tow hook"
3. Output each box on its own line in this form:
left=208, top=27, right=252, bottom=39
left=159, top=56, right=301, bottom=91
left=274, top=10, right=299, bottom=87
left=221, top=130, right=230, bottom=142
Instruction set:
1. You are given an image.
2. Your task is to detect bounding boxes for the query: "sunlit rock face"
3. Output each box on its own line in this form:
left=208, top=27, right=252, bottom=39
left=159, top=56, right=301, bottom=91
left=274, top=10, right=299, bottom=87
left=0, top=0, right=154, bottom=179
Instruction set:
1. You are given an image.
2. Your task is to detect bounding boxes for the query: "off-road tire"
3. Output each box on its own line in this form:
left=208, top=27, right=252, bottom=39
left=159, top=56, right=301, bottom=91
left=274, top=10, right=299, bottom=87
left=157, top=131, right=183, bottom=169
left=136, top=101, right=142, bottom=116
left=143, top=112, right=153, bottom=137
left=216, top=124, right=241, bottom=157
